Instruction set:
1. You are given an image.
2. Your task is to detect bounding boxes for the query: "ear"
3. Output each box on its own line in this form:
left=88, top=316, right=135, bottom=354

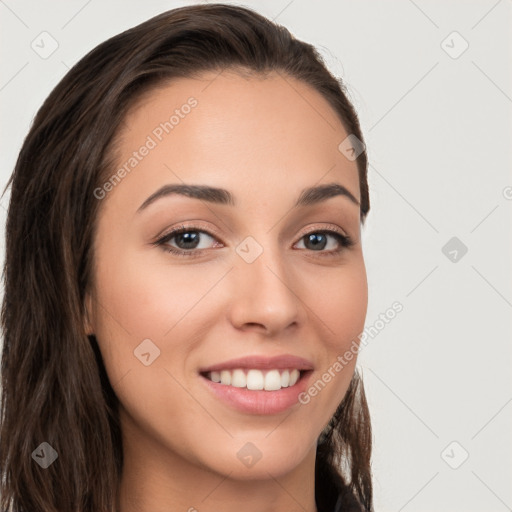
left=84, top=292, right=95, bottom=336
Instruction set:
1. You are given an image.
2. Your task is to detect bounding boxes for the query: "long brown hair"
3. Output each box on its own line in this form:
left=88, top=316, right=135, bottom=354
left=0, top=4, right=372, bottom=511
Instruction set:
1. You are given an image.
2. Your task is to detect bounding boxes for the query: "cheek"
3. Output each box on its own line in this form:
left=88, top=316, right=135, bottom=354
left=300, top=259, right=367, bottom=409
left=306, top=258, right=368, bottom=350
left=93, top=248, right=214, bottom=338
left=90, top=246, right=231, bottom=390
left=90, top=251, right=215, bottom=447
left=90, top=251, right=175, bottom=378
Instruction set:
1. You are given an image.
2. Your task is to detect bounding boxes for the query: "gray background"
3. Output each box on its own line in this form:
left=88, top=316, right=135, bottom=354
left=1, top=1, right=511, bottom=510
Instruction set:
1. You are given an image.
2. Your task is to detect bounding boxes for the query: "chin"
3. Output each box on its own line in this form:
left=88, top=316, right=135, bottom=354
left=198, top=437, right=315, bottom=480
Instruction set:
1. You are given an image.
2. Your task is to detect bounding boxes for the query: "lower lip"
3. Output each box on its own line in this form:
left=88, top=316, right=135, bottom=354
left=200, top=371, right=313, bottom=415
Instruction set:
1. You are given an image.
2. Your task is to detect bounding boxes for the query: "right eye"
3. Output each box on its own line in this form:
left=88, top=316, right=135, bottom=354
left=154, top=225, right=221, bottom=258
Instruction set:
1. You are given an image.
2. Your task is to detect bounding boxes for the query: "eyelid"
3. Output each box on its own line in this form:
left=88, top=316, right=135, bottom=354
left=296, top=223, right=349, bottom=240
left=152, top=221, right=224, bottom=244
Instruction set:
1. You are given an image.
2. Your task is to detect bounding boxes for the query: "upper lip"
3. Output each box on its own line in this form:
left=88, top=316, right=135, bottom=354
left=199, top=354, right=314, bottom=373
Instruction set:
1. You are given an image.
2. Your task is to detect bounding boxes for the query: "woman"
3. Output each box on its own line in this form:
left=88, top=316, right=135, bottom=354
left=0, top=4, right=373, bottom=511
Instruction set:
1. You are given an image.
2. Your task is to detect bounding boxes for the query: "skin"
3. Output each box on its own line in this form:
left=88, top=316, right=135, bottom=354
left=85, top=69, right=368, bottom=512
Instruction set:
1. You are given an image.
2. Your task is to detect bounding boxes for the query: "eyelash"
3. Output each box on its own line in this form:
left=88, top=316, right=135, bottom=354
left=153, top=224, right=354, bottom=259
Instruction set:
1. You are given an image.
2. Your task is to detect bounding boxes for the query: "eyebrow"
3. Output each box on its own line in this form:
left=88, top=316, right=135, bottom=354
left=136, top=182, right=360, bottom=213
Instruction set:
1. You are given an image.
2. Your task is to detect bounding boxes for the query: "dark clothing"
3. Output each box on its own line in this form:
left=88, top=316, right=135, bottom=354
left=331, top=488, right=367, bottom=512
left=316, top=476, right=368, bottom=512
left=314, top=448, right=370, bottom=512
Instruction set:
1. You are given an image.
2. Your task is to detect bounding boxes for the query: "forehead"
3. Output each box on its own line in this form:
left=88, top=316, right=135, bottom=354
left=106, top=70, right=360, bottom=213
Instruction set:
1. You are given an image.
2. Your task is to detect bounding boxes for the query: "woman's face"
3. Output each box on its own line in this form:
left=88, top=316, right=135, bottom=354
left=86, top=70, right=367, bottom=480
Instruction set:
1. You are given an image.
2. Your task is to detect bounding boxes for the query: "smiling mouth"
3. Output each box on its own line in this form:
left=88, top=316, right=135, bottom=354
left=200, top=368, right=310, bottom=391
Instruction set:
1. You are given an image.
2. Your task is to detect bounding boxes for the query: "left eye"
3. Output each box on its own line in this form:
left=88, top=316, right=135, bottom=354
left=154, top=226, right=353, bottom=257
left=295, top=231, right=346, bottom=252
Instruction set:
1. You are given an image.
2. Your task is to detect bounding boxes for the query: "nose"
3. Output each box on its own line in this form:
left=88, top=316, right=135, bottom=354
left=227, top=242, right=306, bottom=337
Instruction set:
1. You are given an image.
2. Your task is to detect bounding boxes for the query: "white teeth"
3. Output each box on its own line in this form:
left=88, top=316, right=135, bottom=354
left=220, top=370, right=231, bottom=385
left=289, top=369, right=300, bottom=386
left=246, top=369, right=264, bottom=390
left=231, top=369, right=246, bottom=388
left=264, top=369, right=282, bottom=391
left=281, top=369, right=290, bottom=387
left=206, top=368, right=303, bottom=391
